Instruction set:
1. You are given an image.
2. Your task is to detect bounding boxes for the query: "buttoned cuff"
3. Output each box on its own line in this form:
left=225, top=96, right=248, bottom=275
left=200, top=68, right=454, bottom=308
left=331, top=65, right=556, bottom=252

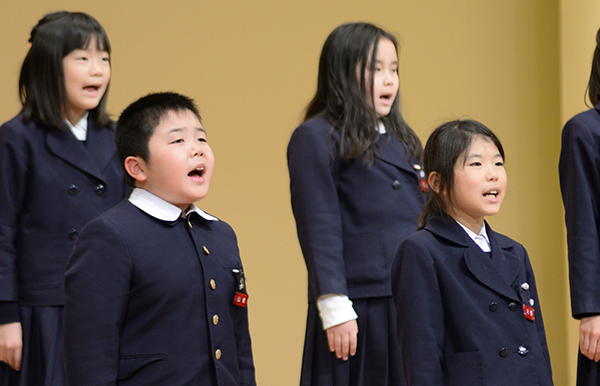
left=317, top=294, right=358, bottom=330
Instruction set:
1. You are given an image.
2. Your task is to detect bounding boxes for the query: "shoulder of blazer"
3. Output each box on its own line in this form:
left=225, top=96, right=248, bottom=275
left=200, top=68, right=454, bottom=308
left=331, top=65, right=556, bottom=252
left=292, top=116, right=338, bottom=144
left=423, top=214, right=471, bottom=247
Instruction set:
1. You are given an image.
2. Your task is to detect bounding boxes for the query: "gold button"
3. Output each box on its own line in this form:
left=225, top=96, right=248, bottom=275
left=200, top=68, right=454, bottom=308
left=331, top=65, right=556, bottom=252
left=215, top=349, right=221, bottom=360
left=203, top=246, right=210, bottom=255
left=210, top=279, right=216, bottom=290
left=213, top=315, right=219, bottom=325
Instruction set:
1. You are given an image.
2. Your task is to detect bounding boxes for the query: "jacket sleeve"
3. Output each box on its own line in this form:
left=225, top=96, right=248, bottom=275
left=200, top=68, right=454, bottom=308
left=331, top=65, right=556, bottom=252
left=559, top=114, right=600, bottom=317
left=392, top=236, right=444, bottom=385
left=64, top=218, right=131, bottom=386
left=287, top=122, right=348, bottom=298
left=0, top=122, right=28, bottom=310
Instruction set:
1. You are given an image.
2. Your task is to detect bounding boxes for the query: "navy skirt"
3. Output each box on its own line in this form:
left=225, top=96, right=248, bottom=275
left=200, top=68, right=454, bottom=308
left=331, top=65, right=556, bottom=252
left=300, top=296, right=404, bottom=386
left=577, top=348, right=600, bottom=386
left=0, top=306, right=66, bottom=386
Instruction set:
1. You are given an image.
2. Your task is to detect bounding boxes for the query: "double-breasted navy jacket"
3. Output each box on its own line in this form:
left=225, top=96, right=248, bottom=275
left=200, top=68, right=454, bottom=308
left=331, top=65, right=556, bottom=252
left=0, top=113, right=128, bottom=309
left=64, top=199, right=255, bottom=385
left=392, top=215, right=553, bottom=386
left=287, top=117, right=426, bottom=301
left=559, top=103, right=600, bottom=318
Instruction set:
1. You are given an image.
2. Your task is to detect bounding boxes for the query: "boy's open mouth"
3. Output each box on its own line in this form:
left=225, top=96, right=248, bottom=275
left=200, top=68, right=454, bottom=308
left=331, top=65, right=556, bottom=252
left=188, top=167, right=204, bottom=177
left=483, top=190, right=498, bottom=198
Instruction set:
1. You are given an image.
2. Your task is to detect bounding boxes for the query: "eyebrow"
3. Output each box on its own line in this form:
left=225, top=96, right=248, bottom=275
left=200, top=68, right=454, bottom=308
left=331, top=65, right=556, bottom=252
left=466, top=153, right=503, bottom=158
left=166, top=127, right=205, bottom=135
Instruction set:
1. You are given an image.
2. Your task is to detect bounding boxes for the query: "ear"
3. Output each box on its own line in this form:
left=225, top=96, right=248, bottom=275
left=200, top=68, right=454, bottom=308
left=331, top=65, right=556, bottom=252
left=428, top=172, right=442, bottom=194
left=124, top=156, right=148, bottom=184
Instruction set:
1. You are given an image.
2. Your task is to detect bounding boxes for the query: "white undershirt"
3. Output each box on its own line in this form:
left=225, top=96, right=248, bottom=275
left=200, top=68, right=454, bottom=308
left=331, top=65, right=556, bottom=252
left=66, top=113, right=89, bottom=141
left=456, top=221, right=491, bottom=252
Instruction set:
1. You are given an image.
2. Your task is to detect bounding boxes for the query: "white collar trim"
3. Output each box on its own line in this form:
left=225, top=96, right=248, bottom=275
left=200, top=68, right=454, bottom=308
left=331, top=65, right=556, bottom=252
left=128, top=188, right=217, bottom=222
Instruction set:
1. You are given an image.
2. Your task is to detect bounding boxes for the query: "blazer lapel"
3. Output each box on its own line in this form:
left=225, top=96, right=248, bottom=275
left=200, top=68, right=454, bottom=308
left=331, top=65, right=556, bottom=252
left=487, top=225, right=524, bottom=291
left=464, top=245, right=521, bottom=302
left=427, top=216, right=521, bottom=302
left=45, top=116, right=114, bottom=182
left=86, top=118, right=117, bottom=177
left=376, top=134, right=422, bottom=177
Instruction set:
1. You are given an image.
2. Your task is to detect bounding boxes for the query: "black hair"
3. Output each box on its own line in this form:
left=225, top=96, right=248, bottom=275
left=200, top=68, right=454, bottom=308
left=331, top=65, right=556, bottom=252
left=115, top=92, right=202, bottom=188
left=587, top=28, right=600, bottom=106
left=19, top=11, right=112, bottom=130
left=418, top=119, right=505, bottom=229
left=305, top=22, right=422, bottom=165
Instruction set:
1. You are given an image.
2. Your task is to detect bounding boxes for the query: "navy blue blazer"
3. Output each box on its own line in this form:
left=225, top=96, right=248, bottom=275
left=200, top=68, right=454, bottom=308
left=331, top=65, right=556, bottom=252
left=287, top=117, right=426, bottom=301
left=559, top=103, right=600, bottom=318
left=64, top=200, right=255, bottom=386
left=0, top=113, right=128, bottom=311
left=392, top=215, right=553, bottom=386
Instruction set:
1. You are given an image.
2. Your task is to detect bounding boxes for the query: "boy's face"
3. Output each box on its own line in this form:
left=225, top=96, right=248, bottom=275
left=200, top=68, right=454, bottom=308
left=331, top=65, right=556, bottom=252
left=134, top=109, right=214, bottom=212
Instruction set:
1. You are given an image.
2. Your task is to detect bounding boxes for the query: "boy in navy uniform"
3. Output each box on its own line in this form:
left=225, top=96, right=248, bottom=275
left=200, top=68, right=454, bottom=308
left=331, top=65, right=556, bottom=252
left=63, top=92, right=255, bottom=386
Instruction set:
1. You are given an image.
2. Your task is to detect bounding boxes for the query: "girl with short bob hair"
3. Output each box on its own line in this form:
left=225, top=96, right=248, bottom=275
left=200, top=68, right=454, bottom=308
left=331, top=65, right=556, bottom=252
left=393, top=119, right=553, bottom=385
left=0, top=11, right=128, bottom=385
left=288, top=22, right=427, bottom=386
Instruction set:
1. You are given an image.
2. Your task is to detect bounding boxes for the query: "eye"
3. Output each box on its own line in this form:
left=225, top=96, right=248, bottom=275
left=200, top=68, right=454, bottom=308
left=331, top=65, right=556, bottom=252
left=198, top=137, right=207, bottom=143
left=171, top=139, right=184, bottom=144
left=495, top=161, right=504, bottom=166
left=101, top=56, right=110, bottom=63
left=77, top=56, right=89, bottom=61
left=391, top=68, right=398, bottom=74
left=469, top=161, right=482, bottom=167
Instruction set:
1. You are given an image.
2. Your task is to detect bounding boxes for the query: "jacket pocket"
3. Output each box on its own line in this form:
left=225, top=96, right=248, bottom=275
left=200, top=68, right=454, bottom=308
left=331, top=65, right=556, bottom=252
left=118, top=354, right=168, bottom=380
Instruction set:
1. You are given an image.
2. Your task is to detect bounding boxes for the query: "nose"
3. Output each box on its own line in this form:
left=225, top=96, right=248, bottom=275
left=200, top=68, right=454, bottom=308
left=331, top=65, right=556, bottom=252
left=191, top=142, right=204, bottom=158
left=383, top=69, right=396, bottom=86
left=90, top=58, right=105, bottom=76
left=487, top=165, right=499, bottom=181
left=383, top=72, right=393, bottom=85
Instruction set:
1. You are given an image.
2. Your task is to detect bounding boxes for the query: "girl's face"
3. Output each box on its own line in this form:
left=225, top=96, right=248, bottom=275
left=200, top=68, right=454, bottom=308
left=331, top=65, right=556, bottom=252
left=447, top=135, right=507, bottom=233
left=62, top=38, right=111, bottom=123
left=365, top=38, right=399, bottom=117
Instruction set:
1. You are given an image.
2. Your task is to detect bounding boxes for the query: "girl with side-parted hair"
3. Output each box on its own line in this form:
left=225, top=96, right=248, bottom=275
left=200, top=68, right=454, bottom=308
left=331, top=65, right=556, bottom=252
left=287, top=22, right=427, bottom=386
left=0, top=11, right=129, bottom=385
left=393, top=119, right=553, bottom=385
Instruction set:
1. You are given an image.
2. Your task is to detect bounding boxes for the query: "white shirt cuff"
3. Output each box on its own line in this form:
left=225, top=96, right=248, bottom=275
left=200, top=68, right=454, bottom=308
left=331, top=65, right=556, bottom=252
left=316, top=294, right=358, bottom=330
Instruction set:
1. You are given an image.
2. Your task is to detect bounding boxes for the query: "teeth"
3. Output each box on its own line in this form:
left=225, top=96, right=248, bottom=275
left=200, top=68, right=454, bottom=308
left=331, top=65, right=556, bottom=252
left=196, top=167, right=204, bottom=171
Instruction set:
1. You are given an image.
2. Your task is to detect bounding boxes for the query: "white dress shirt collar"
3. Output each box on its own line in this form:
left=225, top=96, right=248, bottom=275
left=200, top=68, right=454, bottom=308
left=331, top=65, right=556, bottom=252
left=456, top=221, right=491, bottom=252
left=128, top=188, right=217, bottom=222
left=66, top=112, right=89, bottom=141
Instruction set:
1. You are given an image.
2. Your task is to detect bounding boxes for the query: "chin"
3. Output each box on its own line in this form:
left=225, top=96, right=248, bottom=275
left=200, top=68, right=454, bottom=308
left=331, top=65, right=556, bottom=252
left=376, top=108, right=392, bottom=117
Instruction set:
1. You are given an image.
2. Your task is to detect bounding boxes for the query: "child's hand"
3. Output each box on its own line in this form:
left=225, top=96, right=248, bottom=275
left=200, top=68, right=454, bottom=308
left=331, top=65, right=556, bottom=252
left=0, top=322, right=22, bottom=371
left=580, top=315, right=600, bottom=361
left=326, top=320, right=358, bottom=361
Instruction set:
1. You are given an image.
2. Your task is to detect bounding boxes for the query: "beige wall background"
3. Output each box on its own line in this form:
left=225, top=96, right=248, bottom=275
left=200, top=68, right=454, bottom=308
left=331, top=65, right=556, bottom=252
left=1, top=1, right=598, bottom=384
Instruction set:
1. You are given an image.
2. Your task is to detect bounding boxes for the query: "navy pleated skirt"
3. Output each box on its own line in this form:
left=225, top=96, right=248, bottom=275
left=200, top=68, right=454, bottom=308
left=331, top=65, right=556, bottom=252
left=0, top=306, right=66, bottom=386
left=577, top=348, right=600, bottom=386
left=300, top=296, right=404, bottom=386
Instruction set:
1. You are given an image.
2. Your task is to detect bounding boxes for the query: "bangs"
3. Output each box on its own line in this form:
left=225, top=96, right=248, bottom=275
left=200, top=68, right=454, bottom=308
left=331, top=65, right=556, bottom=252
left=61, top=13, right=111, bottom=55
